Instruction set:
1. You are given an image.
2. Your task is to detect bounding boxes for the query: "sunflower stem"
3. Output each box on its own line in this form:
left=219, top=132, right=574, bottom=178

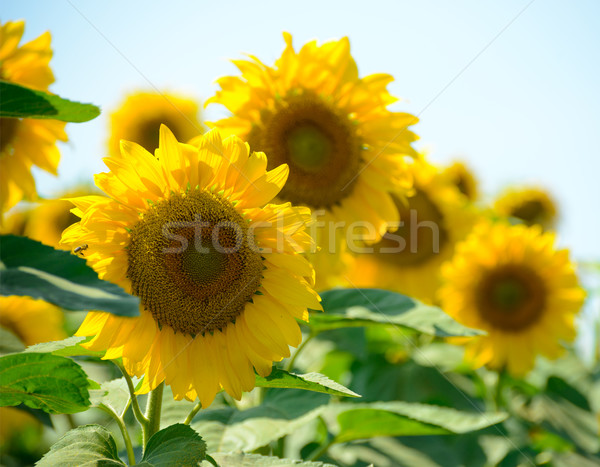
left=114, top=360, right=148, bottom=427
left=285, top=331, right=316, bottom=373
left=205, top=454, right=219, bottom=467
left=494, top=368, right=507, bottom=411
left=143, top=382, right=164, bottom=448
left=184, top=401, right=202, bottom=425
left=98, top=404, right=136, bottom=465
left=308, top=436, right=335, bottom=462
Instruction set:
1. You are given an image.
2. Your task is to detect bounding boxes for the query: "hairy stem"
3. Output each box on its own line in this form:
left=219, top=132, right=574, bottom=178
left=143, top=382, right=164, bottom=448
left=285, top=331, right=316, bottom=373
left=184, top=401, right=202, bottom=425
left=308, top=437, right=335, bottom=462
left=99, top=404, right=136, bottom=465
left=114, top=360, right=148, bottom=427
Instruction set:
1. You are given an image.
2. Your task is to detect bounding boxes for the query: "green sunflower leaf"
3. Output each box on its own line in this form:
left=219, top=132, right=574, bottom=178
left=190, top=389, right=329, bottom=453
left=311, top=288, right=482, bottom=337
left=0, top=326, right=25, bottom=356
left=323, top=401, right=507, bottom=443
left=205, top=453, right=336, bottom=466
left=0, top=80, right=100, bottom=122
left=24, top=335, right=105, bottom=358
left=90, top=377, right=131, bottom=418
left=138, top=424, right=206, bottom=467
left=36, top=424, right=125, bottom=466
left=255, top=369, right=360, bottom=398
left=0, top=352, right=90, bottom=414
left=0, top=235, right=139, bottom=317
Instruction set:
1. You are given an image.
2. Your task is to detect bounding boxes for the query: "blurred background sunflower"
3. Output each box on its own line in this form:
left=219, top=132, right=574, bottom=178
left=439, top=220, right=586, bottom=375
left=108, top=90, right=203, bottom=156
left=0, top=20, right=67, bottom=217
left=494, top=186, right=558, bottom=230
left=345, top=157, right=479, bottom=304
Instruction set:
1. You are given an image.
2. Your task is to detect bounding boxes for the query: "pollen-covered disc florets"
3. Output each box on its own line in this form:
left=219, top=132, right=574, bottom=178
left=62, top=125, right=321, bottom=407
left=127, top=190, right=263, bottom=335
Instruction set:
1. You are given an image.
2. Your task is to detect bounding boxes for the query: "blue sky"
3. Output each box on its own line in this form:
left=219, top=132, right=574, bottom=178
left=4, top=0, right=600, bottom=260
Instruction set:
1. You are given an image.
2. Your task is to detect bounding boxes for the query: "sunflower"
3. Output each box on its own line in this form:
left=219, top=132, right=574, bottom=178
left=0, top=296, right=66, bottom=348
left=439, top=220, right=585, bottom=375
left=344, top=158, right=477, bottom=304
left=442, top=161, right=478, bottom=202
left=0, top=296, right=67, bottom=446
left=23, top=187, right=95, bottom=249
left=109, top=91, right=203, bottom=157
left=494, top=186, right=558, bottom=230
left=204, top=33, right=418, bottom=287
left=0, top=207, right=29, bottom=236
left=61, top=126, right=321, bottom=407
left=0, top=20, right=67, bottom=217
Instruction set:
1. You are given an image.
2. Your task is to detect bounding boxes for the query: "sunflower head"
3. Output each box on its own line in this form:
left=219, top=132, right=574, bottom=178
left=62, top=126, right=321, bottom=407
left=109, top=91, right=203, bottom=157
left=0, top=20, right=67, bottom=216
left=20, top=187, right=94, bottom=249
left=494, top=186, right=558, bottom=230
left=0, top=296, right=67, bottom=347
left=439, top=220, right=585, bottom=375
left=345, top=158, right=479, bottom=303
left=204, top=33, right=418, bottom=245
left=442, top=161, right=478, bottom=202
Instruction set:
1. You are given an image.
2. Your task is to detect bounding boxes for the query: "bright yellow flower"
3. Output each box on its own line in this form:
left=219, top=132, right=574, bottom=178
left=494, top=186, right=558, bottom=230
left=442, top=161, right=478, bottom=202
left=0, top=296, right=66, bottom=347
left=109, top=91, right=202, bottom=157
left=61, top=126, right=321, bottom=407
left=345, top=158, right=477, bottom=304
left=439, top=220, right=585, bottom=375
left=0, top=20, right=67, bottom=216
left=0, top=208, right=29, bottom=236
left=205, top=33, right=418, bottom=288
left=0, top=296, right=67, bottom=447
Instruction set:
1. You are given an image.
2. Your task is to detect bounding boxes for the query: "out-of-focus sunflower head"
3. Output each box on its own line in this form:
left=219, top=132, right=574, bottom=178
left=0, top=20, right=67, bottom=217
left=442, top=160, right=479, bottom=202
left=439, top=220, right=585, bottom=376
left=494, top=186, right=558, bottom=230
left=0, top=208, right=30, bottom=236
left=344, top=157, right=480, bottom=304
left=204, top=33, right=419, bottom=287
left=24, top=186, right=96, bottom=249
left=109, top=91, right=203, bottom=157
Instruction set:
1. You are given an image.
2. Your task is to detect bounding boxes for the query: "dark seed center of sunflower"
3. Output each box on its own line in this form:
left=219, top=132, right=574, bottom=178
left=181, top=242, right=227, bottom=283
left=511, top=200, right=546, bottom=226
left=136, top=117, right=179, bottom=154
left=248, top=91, right=362, bottom=209
left=126, top=190, right=263, bottom=336
left=373, top=190, right=448, bottom=266
left=286, top=123, right=332, bottom=171
left=455, top=174, right=476, bottom=201
left=476, top=264, right=546, bottom=331
left=0, top=117, right=19, bottom=155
